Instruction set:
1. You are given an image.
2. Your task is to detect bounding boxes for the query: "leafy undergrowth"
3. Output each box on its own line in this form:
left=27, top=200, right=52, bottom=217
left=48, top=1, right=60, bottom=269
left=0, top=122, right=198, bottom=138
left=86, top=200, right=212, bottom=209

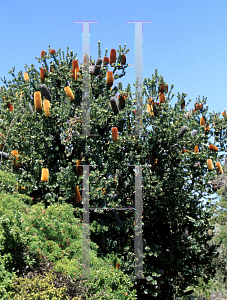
left=0, top=169, right=137, bottom=299
left=0, top=169, right=227, bottom=299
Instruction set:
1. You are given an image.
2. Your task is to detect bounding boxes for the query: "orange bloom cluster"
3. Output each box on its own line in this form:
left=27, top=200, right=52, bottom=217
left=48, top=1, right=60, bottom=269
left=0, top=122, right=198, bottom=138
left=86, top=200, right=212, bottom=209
left=24, top=73, right=29, bottom=81
left=41, top=50, right=45, bottom=58
left=50, top=49, right=56, bottom=55
left=121, top=55, right=126, bottom=65
left=112, top=127, right=118, bottom=142
left=75, top=186, right=81, bottom=203
left=106, top=71, right=113, bottom=87
left=103, top=56, right=109, bottom=65
left=34, top=91, right=42, bottom=112
left=200, top=116, right=205, bottom=126
left=215, top=162, right=223, bottom=175
left=41, top=168, right=49, bottom=182
left=110, top=49, right=116, bottom=65
left=43, top=99, right=50, bottom=117
left=159, top=92, right=165, bottom=104
left=195, top=103, right=203, bottom=110
left=194, top=145, right=199, bottom=153
left=208, top=144, right=218, bottom=152
left=76, top=160, right=83, bottom=176
left=207, top=159, right=213, bottom=171
left=64, top=86, right=74, bottom=101
left=11, top=150, right=21, bottom=167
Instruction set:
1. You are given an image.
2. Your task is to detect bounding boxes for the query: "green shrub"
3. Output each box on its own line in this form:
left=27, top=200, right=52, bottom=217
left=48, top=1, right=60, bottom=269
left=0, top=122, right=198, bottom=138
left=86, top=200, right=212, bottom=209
left=6, top=269, right=82, bottom=299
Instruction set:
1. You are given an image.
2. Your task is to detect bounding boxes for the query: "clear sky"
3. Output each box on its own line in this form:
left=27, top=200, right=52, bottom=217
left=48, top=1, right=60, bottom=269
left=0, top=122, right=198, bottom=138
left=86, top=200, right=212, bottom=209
left=0, top=0, right=226, bottom=210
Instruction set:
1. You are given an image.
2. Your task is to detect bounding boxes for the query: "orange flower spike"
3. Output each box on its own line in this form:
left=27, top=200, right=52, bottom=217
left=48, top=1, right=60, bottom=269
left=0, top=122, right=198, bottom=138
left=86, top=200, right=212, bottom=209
left=76, top=159, right=83, bottom=176
left=75, top=186, right=81, bottom=203
left=40, top=68, right=46, bottom=82
left=43, top=99, right=50, bottom=117
left=194, top=145, right=199, bottom=153
left=11, top=150, right=18, bottom=156
left=209, top=144, right=218, bottom=152
left=64, top=86, right=74, bottom=101
left=205, top=125, right=209, bottom=133
left=207, top=159, right=213, bottom=171
left=116, top=263, right=120, bottom=269
left=24, top=73, right=29, bottom=81
left=34, top=91, right=42, bottom=112
left=106, top=71, right=114, bottom=87
left=41, top=168, right=49, bottom=182
left=121, top=55, right=126, bottom=65
left=72, top=60, right=79, bottom=70
left=9, top=104, right=13, bottom=111
left=112, top=127, right=118, bottom=142
left=41, top=50, right=45, bottom=58
left=215, top=162, right=223, bottom=175
left=110, top=49, right=116, bottom=65
left=159, top=92, right=165, bottom=104
left=200, top=116, right=205, bottom=126
left=103, top=56, right=109, bottom=65
left=75, top=68, right=80, bottom=81
left=50, top=49, right=56, bottom=55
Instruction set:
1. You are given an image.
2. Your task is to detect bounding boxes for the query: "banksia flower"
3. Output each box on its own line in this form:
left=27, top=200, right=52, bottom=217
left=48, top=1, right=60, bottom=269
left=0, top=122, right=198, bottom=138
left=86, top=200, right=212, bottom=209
left=50, top=49, right=56, bottom=55
left=148, top=97, right=154, bottom=105
left=112, top=127, right=118, bottom=142
left=222, top=111, right=227, bottom=120
left=41, top=50, right=45, bottom=58
left=64, top=86, right=74, bottom=101
left=34, top=91, right=42, bottom=112
left=194, top=145, right=199, bottom=153
left=76, top=160, right=83, bottom=176
left=103, top=56, right=109, bottom=65
left=12, top=150, right=18, bottom=156
left=110, top=97, right=119, bottom=115
left=43, top=99, right=50, bottom=117
left=177, top=126, right=188, bottom=138
left=121, top=55, right=126, bottom=65
left=215, top=161, right=223, bottom=175
left=110, top=49, right=116, bottom=65
left=24, top=73, right=29, bottom=81
left=195, top=103, right=203, bottom=110
left=118, top=95, right=126, bottom=105
left=200, top=116, right=205, bottom=126
left=191, top=129, right=198, bottom=137
left=41, top=168, right=49, bottom=182
left=9, top=104, right=13, bottom=111
left=40, top=84, right=52, bottom=101
left=40, top=68, right=46, bottom=82
left=75, top=68, right=81, bottom=81
left=205, top=125, right=209, bottom=133
left=159, top=84, right=165, bottom=93
left=75, top=186, right=81, bottom=203
left=207, top=159, right=213, bottom=170
left=116, top=263, right=120, bottom=269
left=159, top=92, right=165, bottom=104
left=209, top=144, right=218, bottom=152
left=72, top=59, right=79, bottom=70
left=106, top=71, right=113, bottom=87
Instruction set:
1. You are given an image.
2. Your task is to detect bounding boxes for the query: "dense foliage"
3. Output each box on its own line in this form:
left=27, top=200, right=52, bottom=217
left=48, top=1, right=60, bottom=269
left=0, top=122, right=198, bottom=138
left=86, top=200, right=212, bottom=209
left=0, top=43, right=226, bottom=298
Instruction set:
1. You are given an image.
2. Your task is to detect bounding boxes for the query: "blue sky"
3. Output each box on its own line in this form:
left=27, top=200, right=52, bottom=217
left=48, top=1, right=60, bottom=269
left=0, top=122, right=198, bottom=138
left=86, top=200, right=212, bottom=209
left=0, top=0, right=226, bottom=210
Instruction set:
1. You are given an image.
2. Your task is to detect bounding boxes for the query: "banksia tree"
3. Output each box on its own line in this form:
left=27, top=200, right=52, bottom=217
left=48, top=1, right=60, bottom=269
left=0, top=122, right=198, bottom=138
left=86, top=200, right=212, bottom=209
left=0, top=44, right=225, bottom=299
